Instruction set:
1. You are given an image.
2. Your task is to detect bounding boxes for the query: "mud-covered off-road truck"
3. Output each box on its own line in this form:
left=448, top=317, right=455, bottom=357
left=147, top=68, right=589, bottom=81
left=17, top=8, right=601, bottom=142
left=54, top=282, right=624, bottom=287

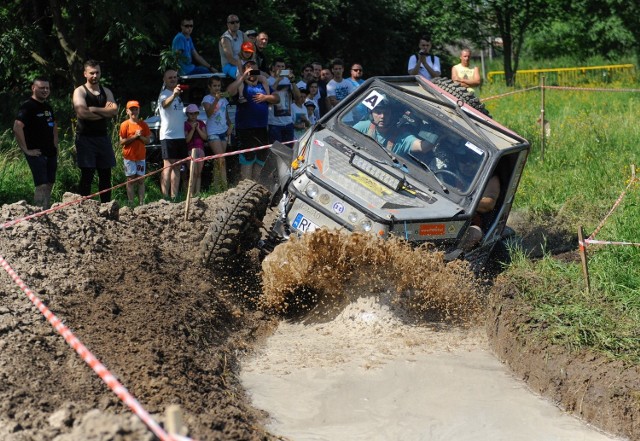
left=198, top=76, right=530, bottom=272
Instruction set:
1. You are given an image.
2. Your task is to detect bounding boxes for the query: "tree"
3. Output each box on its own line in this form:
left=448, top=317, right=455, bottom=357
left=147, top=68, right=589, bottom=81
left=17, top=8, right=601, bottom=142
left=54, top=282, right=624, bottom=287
left=483, top=0, right=561, bottom=86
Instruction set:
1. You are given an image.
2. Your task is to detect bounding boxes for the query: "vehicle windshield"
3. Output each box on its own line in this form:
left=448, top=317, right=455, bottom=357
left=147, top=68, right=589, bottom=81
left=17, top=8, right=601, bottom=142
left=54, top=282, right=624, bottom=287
left=340, top=88, right=486, bottom=193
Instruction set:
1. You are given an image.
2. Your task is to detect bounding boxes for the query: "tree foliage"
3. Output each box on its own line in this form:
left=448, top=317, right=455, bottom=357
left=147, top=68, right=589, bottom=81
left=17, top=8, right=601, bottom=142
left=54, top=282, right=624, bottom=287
left=0, top=0, right=637, bottom=130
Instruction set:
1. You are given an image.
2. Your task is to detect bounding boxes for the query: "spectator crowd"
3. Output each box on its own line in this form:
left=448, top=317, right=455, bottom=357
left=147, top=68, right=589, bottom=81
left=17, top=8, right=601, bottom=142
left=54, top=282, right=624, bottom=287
left=13, top=15, right=481, bottom=207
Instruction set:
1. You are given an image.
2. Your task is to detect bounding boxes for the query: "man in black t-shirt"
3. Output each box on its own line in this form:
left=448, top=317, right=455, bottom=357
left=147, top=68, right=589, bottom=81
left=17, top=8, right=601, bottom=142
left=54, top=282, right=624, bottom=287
left=13, top=76, right=59, bottom=209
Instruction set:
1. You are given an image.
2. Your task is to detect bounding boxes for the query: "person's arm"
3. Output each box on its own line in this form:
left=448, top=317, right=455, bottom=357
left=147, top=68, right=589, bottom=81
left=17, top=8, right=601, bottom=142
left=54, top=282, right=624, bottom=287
left=420, top=56, right=440, bottom=78
left=195, top=121, right=207, bottom=140
left=203, top=95, right=220, bottom=117
left=13, top=120, right=41, bottom=156
left=88, top=87, right=118, bottom=118
left=220, top=37, right=241, bottom=70
left=161, top=87, right=182, bottom=108
left=225, top=104, right=233, bottom=135
left=185, top=121, right=197, bottom=143
left=72, top=86, right=101, bottom=120
left=253, top=78, right=280, bottom=104
left=290, top=72, right=301, bottom=101
left=478, top=175, right=500, bottom=213
left=451, top=65, right=463, bottom=84
left=191, top=48, right=217, bottom=72
left=408, top=54, right=420, bottom=75
left=226, top=70, right=248, bottom=96
left=139, top=123, right=151, bottom=144
left=53, top=122, right=59, bottom=153
left=467, top=67, right=482, bottom=88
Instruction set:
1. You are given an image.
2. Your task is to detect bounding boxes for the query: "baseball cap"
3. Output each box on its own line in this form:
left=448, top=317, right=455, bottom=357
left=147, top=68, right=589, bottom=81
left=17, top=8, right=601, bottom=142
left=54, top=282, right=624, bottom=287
left=304, top=99, right=316, bottom=108
left=246, top=29, right=257, bottom=37
left=126, top=100, right=140, bottom=109
left=185, top=103, right=199, bottom=113
left=241, top=42, right=255, bottom=53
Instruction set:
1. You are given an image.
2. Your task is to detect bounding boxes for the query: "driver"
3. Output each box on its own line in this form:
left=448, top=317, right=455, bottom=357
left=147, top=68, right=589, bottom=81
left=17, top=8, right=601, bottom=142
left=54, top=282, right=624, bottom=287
left=353, top=99, right=432, bottom=157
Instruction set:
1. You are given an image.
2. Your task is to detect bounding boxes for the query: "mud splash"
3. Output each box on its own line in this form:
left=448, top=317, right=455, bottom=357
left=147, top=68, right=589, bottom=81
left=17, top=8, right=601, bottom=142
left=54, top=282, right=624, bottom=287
left=260, top=230, right=483, bottom=324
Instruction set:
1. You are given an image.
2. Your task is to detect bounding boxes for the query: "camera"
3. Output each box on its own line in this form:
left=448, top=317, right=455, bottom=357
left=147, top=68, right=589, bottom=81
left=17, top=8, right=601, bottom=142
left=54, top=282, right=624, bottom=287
left=248, top=69, right=261, bottom=76
left=419, top=51, right=428, bottom=56
left=279, top=69, right=290, bottom=76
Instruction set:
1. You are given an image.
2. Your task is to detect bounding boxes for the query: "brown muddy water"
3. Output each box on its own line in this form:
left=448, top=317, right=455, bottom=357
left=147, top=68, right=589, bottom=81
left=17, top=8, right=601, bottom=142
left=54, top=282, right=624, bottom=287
left=241, top=231, right=622, bottom=441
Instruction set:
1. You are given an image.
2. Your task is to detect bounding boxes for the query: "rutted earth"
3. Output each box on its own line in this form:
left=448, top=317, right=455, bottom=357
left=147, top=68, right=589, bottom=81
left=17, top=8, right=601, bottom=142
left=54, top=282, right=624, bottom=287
left=0, top=192, right=638, bottom=440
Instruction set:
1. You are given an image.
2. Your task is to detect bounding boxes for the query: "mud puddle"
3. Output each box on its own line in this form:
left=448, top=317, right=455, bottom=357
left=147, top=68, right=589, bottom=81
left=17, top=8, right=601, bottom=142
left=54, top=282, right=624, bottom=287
left=241, top=231, right=621, bottom=441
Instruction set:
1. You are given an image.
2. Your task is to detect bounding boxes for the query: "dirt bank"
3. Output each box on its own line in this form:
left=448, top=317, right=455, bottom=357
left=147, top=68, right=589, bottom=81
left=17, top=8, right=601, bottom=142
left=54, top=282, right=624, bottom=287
left=0, top=195, right=636, bottom=440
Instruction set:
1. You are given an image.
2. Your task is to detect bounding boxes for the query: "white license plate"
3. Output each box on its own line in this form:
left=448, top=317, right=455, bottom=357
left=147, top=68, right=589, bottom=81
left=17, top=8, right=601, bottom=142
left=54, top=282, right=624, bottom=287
left=292, top=213, right=318, bottom=233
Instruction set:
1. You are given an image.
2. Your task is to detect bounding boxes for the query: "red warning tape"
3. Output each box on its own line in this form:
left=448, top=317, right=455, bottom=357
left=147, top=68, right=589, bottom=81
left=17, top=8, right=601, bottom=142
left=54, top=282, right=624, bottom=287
left=0, top=256, right=193, bottom=441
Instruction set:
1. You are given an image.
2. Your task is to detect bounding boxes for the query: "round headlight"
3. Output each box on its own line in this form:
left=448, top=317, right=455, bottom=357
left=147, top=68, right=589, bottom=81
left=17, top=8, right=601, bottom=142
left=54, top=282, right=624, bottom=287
left=306, top=183, right=319, bottom=198
left=361, top=219, right=372, bottom=232
left=348, top=212, right=359, bottom=223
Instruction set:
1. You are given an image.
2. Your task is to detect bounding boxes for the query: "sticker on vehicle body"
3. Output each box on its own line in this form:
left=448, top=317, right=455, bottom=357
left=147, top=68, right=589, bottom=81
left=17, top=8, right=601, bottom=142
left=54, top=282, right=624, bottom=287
left=465, top=141, right=483, bottom=155
left=361, top=90, right=385, bottom=110
left=292, top=213, right=318, bottom=233
left=348, top=172, right=392, bottom=197
left=332, top=202, right=345, bottom=214
left=419, top=224, right=446, bottom=236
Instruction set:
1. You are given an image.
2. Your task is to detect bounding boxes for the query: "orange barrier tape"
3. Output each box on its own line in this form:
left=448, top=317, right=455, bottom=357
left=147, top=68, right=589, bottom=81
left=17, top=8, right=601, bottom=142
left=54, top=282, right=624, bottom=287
left=543, top=86, right=640, bottom=93
left=0, top=254, right=192, bottom=441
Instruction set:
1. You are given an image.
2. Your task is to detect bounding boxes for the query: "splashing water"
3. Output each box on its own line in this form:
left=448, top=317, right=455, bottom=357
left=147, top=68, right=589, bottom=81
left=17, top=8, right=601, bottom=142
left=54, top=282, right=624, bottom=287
left=260, top=230, right=483, bottom=324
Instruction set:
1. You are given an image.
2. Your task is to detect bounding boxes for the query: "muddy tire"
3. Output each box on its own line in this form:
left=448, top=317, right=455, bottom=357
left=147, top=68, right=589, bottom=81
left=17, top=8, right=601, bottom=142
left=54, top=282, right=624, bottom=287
left=199, top=180, right=270, bottom=270
left=431, top=77, right=491, bottom=117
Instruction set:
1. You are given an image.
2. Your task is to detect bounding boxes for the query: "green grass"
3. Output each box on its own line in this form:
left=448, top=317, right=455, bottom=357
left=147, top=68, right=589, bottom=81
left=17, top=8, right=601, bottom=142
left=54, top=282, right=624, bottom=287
left=480, top=74, right=640, bottom=363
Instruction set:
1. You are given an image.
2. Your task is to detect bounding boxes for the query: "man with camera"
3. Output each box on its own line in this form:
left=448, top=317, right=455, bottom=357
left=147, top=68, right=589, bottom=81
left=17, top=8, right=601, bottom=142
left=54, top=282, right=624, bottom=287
left=407, top=35, right=441, bottom=80
left=158, top=68, right=187, bottom=199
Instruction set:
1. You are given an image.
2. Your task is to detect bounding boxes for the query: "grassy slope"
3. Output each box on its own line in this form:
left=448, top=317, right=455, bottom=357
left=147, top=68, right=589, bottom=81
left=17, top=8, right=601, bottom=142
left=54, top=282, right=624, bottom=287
left=481, top=75, right=640, bottom=363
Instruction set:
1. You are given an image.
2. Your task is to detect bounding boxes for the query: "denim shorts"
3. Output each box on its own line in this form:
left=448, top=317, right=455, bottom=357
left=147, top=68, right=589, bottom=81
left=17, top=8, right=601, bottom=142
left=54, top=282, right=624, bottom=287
left=208, top=132, right=227, bottom=142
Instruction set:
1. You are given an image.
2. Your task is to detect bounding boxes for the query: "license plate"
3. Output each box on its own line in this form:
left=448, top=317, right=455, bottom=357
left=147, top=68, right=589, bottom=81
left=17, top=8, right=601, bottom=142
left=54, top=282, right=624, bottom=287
left=292, top=213, right=318, bottom=233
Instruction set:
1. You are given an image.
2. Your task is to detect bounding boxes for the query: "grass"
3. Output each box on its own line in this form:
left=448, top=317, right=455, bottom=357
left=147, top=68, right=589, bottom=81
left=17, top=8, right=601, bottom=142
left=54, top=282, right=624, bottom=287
left=479, top=71, right=640, bottom=363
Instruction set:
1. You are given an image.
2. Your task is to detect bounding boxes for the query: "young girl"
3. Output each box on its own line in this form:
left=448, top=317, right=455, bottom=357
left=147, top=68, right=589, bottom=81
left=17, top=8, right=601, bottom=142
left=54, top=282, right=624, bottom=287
left=184, top=103, right=207, bottom=196
left=202, top=76, right=232, bottom=190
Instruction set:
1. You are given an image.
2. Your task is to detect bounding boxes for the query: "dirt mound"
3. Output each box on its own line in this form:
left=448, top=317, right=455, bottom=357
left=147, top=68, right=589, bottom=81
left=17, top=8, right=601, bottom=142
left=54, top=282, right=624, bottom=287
left=0, top=197, right=635, bottom=440
left=0, top=196, right=278, bottom=441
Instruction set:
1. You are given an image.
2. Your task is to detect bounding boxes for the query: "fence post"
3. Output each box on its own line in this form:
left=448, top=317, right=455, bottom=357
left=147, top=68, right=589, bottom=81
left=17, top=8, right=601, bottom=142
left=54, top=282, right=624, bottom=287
left=577, top=226, right=591, bottom=294
left=540, top=75, right=546, bottom=162
left=184, top=152, right=196, bottom=221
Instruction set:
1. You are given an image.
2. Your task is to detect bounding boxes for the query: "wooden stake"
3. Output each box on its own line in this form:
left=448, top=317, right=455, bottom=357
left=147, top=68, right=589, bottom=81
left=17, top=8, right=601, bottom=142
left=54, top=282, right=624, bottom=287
left=184, top=151, right=196, bottom=221
left=577, top=226, right=591, bottom=294
left=165, top=404, right=188, bottom=437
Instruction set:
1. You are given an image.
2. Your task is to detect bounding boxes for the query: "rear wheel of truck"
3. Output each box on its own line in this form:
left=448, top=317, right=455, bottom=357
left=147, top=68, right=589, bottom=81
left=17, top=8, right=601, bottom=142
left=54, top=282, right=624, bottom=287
left=198, top=180, right=270, bottom=271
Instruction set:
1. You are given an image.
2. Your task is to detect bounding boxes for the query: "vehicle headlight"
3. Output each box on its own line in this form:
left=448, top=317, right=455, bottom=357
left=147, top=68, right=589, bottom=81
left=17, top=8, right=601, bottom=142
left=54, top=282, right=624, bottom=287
left=348, top=212, right=359, bottom=223
left=361, top=219, right=372, bottom=232
left=305, top=183, right=319, bottom=198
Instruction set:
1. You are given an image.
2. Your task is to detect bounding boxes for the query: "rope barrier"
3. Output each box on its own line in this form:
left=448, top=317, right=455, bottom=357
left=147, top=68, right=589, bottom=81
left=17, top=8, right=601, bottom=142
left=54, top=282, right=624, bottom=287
left=587, top=176, right=639, bottom=241
left=0, top=254, right=192, bottom=441
left=480, top=86, right=540, bottom=102
left=1, top=139, right=295, bottom=231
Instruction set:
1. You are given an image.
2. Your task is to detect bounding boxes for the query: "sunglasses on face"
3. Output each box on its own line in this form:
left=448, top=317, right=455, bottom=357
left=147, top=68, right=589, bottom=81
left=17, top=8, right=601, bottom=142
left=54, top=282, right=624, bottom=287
left=352, top=69, right=362, bottom=72
left=228, top=20, right=240, bottom=24
left=182, top=24, right=193, bottom=28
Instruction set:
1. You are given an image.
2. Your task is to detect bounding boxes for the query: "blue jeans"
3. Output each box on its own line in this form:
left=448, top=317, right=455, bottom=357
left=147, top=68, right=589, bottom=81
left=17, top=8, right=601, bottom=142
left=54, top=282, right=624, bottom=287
left=268, top=124, right=295, bottom=144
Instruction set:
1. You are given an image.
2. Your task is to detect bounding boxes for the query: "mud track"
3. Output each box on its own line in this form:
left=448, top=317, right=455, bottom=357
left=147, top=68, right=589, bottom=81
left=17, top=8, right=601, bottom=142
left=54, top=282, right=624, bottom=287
left=0, top=196, right=637, bottom=440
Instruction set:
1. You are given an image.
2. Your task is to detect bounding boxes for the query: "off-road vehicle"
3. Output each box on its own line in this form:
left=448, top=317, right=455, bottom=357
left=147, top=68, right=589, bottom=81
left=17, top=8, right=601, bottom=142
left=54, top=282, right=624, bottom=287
left=198, top=76, right=530, bottom=272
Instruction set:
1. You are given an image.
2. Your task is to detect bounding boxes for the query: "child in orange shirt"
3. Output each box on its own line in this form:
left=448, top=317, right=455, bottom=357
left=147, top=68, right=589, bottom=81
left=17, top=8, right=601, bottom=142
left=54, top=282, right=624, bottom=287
left=119, top=100, right=150, bottom=205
